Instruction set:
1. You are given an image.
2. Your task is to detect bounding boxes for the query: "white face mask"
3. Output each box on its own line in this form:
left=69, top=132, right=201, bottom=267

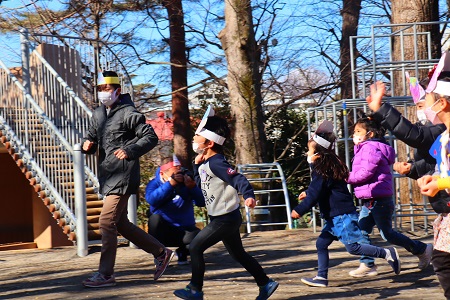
left=306, top=153, right=318, bottom=164
left=192, top=142, right=206, bottom=154
left=352, top=131, right=371, bottom=146
left=98, top=89, right=119, bottom=107
left=416, top=110, right=427, bottom=125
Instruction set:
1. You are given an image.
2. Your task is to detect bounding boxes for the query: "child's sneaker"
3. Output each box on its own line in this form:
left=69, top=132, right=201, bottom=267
left=256, top=278, right=279, bottom=300
left=176, top=248, right=189, bottom=265
left=349, top=263, right=378, bottom=278
left=417, top=243, right=433, bottom=270
left=154, top=248, right=174, bottom=280
left=385, top=247, right=401, bottom=275
left=301, top=276, right=328, bottom=287
left=82, top=272, right=116, bottom=288
left=174, top=284, right=204, bottom=299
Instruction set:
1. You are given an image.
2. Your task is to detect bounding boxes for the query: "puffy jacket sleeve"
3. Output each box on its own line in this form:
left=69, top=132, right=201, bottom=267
left=347, top=145, right=382, bottom=185
left=407, top=159, right=436, bottom=180
left=293, top=171, right=325, bottom=216
left=145, top=178, right=175, bottom=209
left=372, top=103, right=445, bottom=149
left=122, top=110, right=159, bottom=160
left=81, top=109, right=99, bottom=155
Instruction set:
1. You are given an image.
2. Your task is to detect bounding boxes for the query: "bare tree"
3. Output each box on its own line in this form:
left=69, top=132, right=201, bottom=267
left=218, top=0, right=267, bottom=164
left=340, top=0, right=363, bottom=99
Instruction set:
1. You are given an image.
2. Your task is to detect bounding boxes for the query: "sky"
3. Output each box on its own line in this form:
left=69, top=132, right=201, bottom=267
left=1, top=0, right=449, bottom=104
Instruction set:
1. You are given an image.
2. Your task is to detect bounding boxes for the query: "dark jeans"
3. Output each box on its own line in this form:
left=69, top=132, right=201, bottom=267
left=316, top=230, right=387, bottom=279
left=432, top=249, right=450, bottom=299
left=148, top=213, right=200, bottom=252
left=188, top=209, right=269, bottom=291
left=358, top=197, right=426, bottom=267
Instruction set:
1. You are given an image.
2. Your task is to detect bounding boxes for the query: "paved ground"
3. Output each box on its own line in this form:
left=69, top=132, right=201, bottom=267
left=0, top=229, right=444, bottom=300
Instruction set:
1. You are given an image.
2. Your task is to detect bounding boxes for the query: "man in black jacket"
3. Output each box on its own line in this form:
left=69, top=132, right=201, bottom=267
left=81, top=71, right=174, bottom=288
left=367, top=81, right=450, bottom=214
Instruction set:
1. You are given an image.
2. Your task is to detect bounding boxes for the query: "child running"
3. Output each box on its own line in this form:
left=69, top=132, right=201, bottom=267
left=173, top=106, right=278, bottom=300
left=347, top=116, right=432, bottom=278
left=291, top=121, right=400, bottom=288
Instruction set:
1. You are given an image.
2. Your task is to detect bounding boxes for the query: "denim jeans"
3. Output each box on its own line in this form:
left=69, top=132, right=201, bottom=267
left=99, top=194, right=164, bottom=276
left=316, top=213, right=387, bottom=279
left=358, top=197, right=426, bottom=267
left=188, top=208, right=269, bottom=291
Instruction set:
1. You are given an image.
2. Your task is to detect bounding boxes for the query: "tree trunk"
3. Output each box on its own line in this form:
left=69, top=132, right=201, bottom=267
left=390, top=0, right=440, bottom=225
left=340, top=0, right=362, bottom=100
left=391, top=0, right=440, bottom=96
left=218, top=0, right=266, bottom=164
left=163, top=0, right=192, bottom=167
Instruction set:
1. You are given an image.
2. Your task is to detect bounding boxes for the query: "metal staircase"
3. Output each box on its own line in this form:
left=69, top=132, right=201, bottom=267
left=0, top=30, right=134, bottom=253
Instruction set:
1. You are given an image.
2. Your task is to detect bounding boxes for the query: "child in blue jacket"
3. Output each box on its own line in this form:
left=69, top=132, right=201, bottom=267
left=145, top=156, right=205, bottom=264
left=291, top=121, right=401, bottom=288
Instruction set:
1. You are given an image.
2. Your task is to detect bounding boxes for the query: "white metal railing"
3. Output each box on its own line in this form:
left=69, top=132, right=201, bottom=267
left=238, top=162, right=293, bottom=233
left=0, top=60, right=79, bottom=233
left=307, top=97, right=436, bottom=235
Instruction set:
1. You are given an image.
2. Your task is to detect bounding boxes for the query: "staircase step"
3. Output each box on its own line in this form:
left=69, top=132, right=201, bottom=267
left=88, top=230, right=102, bottom=240
left=0, top=242, right=38, bottom=251
left=61, top=181, right=92, bottom=188
left=65, top=187, right=97, bottom=194
left=87, top=207, right=102, bottom=215
left=86, top=200, right=103, bottom=208
left=87, top=223, right=100, bottom=230
left=87, top=215, right=100, bottom=223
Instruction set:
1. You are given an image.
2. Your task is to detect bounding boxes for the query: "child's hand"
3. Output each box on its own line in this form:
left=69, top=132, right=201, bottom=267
left=291, top=210, right=300, bottom=219
left=194, top=153, right=206, bottom=164
left=417, top=175, right=433, bottom=188
left=366, top=81, right=385, bottom=112
left=298, top=192, right=306, bottom=201
left=245, top=198, right=256, bottom=208
left=420, top=177, right=439, bottom=197
left=393, top=162, right=411, bottom=175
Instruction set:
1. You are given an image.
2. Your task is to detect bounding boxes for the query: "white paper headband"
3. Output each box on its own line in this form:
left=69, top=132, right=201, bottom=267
left=195, top=105, right=226, bottom=145
left=312, top=134, right=332, bottom=149
left=198, top=129, right=226, bottom=145
left=432, top=80, right=450, bottom=96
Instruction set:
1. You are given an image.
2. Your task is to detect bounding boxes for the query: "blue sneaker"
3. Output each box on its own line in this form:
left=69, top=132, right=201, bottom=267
left=301, top=276, right=328, bottom=287
left=174, top=285, right=204, bottom=300
left=385, top=247, right=401, bottom=275
left=256, top=278, right=279, bottom=300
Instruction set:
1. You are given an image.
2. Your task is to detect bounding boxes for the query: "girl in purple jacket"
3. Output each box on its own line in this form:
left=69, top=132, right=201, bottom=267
left=347, top=117, right=432, bottom=278
left=291, top=122, right=400, bottom=288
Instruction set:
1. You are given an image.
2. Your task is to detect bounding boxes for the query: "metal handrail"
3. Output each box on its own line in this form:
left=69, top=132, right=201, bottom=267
left=238, top=162, right=293, bottom=233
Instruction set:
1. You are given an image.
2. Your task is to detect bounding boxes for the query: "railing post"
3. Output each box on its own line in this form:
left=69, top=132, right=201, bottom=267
left=20, top=28, right=31, bottom=95
left=74, top=143, right=88, bottom=257
left=20, top=28, right=30, bottom=145
left=128, top=194, right=138, bottom=248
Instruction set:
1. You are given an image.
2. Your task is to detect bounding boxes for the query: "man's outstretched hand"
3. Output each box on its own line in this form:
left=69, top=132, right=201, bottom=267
left=366, top=81, right=385, bottom=112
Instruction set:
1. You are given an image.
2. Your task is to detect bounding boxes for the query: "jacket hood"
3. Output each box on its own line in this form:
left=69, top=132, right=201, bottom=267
left=357, top=139, right=395, bottom=164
